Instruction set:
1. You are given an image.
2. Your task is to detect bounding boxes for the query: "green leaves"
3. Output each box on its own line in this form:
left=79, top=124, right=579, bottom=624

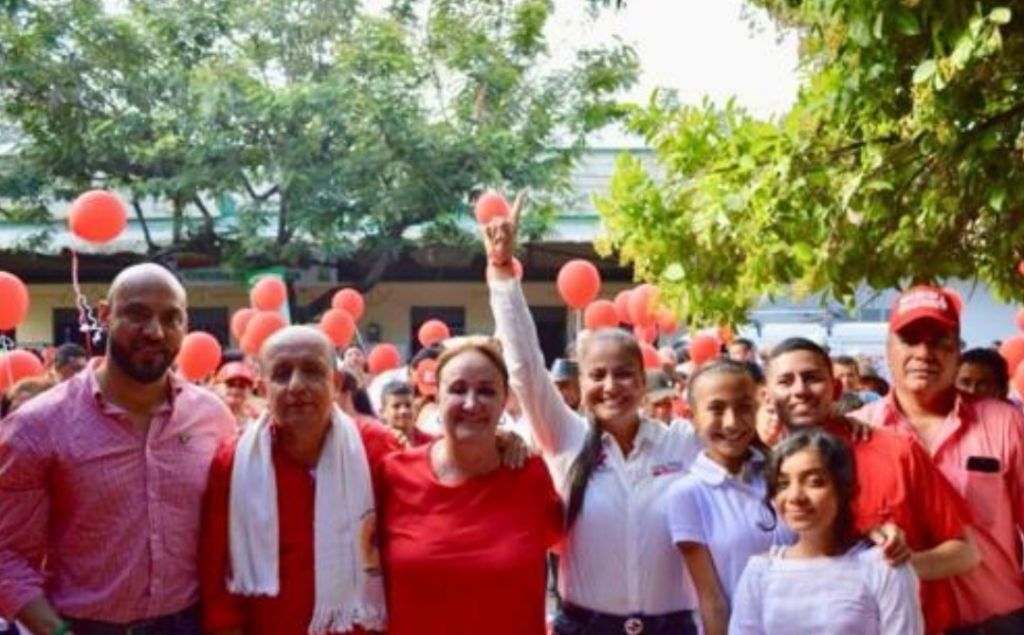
left=597, top=0, right=1024, bottom=324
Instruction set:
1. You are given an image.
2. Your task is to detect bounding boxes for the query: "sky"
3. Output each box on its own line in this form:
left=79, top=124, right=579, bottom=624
left=548, top=0, right=802, bottom=145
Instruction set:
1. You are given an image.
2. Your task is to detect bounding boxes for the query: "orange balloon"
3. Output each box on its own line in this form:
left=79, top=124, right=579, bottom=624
left=250, top=276, right=287, bottom=311
left=657, top=309, right=678, bottom=335
left=240, top=311, right=287, bottom=355
left=689, top=334, right=721, bottom=366
left=0, top=349, right=45, bottom=392
left=331, top=288, right=365, bottom=322
left=474, top=191, right=510, bottom=224
left=999, top=335, right=1024, bottom=376
left=640, top=343, right=661, bottom=370
left=177, top=332, right=222, bottom=381
left=557, top=260, right=602, bottom=309
left=0, top=271, right=30, bottom=330
left=230, top=308, right=256, bottom=342
left=633, top=323, right=658, bottom=344
left=418, top=319, right=450, bottom=347
left=613, top=289, right=633, bottom=325
left=368, top=343, right=402, bottom=375
left=628, top=284, right=658, bottom=327
left=584, top=300, right=619, bottom=330
left=68, top=190, right=128, bottom=244
left=320, top=309, right=356, bottom=347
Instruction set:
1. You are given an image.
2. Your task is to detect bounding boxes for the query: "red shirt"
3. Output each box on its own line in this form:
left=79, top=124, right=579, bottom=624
left=824, top=417, right=971, bottom=634
left=855, top=394, right=1024, bottom=626
left=199, top=418, right=399, bottom=635
left=378, top=446, right=563, bottom=635
left=0, top=367, right=235, bottom=622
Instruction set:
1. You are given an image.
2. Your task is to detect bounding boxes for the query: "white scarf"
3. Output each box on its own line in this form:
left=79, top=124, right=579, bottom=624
left=227, top=406, right=386, bottom=634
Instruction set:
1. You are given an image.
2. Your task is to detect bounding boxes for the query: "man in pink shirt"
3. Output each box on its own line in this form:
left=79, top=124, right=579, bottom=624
left=853, top=285, right=1024, bottom=634
left=0, top=263, right=235, bottom=635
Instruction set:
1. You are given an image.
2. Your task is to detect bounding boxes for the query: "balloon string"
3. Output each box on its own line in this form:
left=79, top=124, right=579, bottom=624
left=71, top=250, right=103, bottom=355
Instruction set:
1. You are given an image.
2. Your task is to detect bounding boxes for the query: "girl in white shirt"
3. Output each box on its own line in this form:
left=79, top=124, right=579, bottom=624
left=482, top=196, right=701, bottom=634
left=667, top=360, right=794, bottom=635
left=729, top=429, right=923, bottom=635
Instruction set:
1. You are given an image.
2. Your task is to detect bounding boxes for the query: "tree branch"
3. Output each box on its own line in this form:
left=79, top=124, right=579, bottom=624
left=240, top=172, right=279, bottom=201
left=192, top=195, right=216, bottom=236
left=131, top=197, right=158, bottom=253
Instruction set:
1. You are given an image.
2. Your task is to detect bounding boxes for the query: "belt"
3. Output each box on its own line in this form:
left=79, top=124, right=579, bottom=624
left=65, top=605, right=200, bottom=635
left=558, top=602, right=695, bottom=635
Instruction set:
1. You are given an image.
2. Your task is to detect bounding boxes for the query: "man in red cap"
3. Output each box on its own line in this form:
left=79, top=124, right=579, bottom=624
left=853, top=286, right=1024, bottom=634
left=214, top=360, right=260, bottom=429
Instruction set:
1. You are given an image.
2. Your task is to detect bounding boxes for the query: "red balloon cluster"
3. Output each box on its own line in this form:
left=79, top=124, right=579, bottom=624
left=689, top=333, right=721, bottom=366
left=0, top=271, right=30, bottom=331
left=241, top=311, right=287, bottom=355
left=628, top=284, right=659, bottom=327
left=250, top=276, right=287, bottom=311
left=657, top=309, right=678, bottom=335
left=368, top=343, right=402, bottom=375
left=633, top=323, right=657, bottom=344
left=230, top=308, right=256, bottom=342
left=474, top=191, right=510, bottom=225
left=177, top=332, right=222, bottom=381
left=557, top=260, right=602, bottom=309
left=68, top=190, right=128, bottom=245
left=0, top=349, right=45, bottom=392
left=332, top=288, right=365, bottom=321
left=584, top=300, right=618, bottom=330
left=613, top=290, right=633, bottom=325
left=640, top=343, right=661, bottom=370
left=418, top=319, right=450, bottom=347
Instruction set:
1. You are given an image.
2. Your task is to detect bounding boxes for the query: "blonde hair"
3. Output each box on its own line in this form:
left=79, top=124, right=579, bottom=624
left=435, top=337, right=509, bottom=392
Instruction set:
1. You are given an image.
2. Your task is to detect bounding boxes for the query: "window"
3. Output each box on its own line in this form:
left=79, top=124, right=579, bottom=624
left=410, top=306, right=466, bottom=356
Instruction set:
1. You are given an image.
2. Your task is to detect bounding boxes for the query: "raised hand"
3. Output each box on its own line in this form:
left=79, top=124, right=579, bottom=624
left=481, top=190, right=526, bottom=273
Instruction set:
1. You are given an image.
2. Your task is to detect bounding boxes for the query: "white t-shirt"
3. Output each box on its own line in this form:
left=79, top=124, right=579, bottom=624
left=667, top=450, right=795, bottom=605
left=490, top=278, right=703, bottom=615
left=729, top=542, right=923, bottom=635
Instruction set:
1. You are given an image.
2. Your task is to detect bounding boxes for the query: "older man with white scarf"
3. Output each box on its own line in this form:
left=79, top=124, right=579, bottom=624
left=199, top=326, right=398, bottom=635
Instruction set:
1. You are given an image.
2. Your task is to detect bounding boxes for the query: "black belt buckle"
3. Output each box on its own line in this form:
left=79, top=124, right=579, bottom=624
left=623, top=616, right=644, bottom=635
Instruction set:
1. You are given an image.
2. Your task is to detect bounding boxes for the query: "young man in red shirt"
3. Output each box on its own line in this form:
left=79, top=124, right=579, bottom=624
left=767, top=337, right=979, bottom=634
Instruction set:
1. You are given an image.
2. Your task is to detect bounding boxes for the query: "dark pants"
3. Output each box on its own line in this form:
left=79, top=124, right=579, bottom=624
left=65, top=605, right=200, bottom=635
left=553, top=602, right=697, bottom=635
left=949, top=607, right=1024, bottom=635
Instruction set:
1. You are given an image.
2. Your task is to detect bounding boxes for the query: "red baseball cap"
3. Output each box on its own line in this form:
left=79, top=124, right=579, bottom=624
left=889, top=286, right=960, bottom=333
left=216, top=361, right=257, bottom=385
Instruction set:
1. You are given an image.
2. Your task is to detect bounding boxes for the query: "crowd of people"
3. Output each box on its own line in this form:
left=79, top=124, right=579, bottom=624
left=0, top=203, right=1023, bottom=635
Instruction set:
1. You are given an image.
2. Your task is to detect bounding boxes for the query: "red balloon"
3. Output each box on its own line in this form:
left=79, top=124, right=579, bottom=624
left=0, top=271, right=30, bottom=330
left=613, top=289, right=633, bottom=325
left=633, top=323, right=658, bottom=344
left=584, top=300, right=619, bottom=330
left=240, top=311, right=287, bottom=355
left=321, top=309, right=356, bottom=347
left=368, top=343, right=402, bottom=375
left=68, top=190, right=128, bottom=244
left=418, top=319, right=450, bottom=347
left=177, top=332, right=222, bottom=381
left=250, top=276, right=287, bottom=311
left=331, top=288, right=365, bottom=322
left=1018, top=261, right=1024, bottom=277
left=486, top=257, right=524, bottom=282
left=474, top=191, right=510, bottom=224
left=0, top=349, right=45, bottom=392
left=1014, top=362, right=1024, bottom=398
left=657, top=308, right=678, bottom=335
left=628, top=284, right=658, bottom=327
left=557, top=260, right=602, bottom=309
left=690, top=334, right=721, bottom=366
left=640, top=342, right=661, bottom=370
left=230, top=308, right=256, bottom=342
left=999, top=335, right=1024, bottom=376
left=1016, top=308, right=1024, bottom=332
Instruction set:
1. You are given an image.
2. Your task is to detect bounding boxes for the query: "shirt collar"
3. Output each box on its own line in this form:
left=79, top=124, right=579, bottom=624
left=879, top=388, right=972, bottom=430
left=691, top=447, right=767, bottom=487
left=87, top=363, right=182, bottom=415
left=599, top=417, right=668, bottom=452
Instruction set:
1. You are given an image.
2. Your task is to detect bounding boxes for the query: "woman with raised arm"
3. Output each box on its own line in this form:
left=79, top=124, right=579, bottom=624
left=483, top=194, right=702, bottom=635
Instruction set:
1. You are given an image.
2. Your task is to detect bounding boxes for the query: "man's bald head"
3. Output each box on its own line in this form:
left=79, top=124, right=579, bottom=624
left=259, top=326, right=334, bottom=369
left=108, top=263, right=187, bottom=307
left=259, top=325, right=336, bottom=435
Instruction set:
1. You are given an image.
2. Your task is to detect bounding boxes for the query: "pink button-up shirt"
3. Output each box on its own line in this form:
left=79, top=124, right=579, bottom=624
left=854, top=393, right=1024, bottom=626
left=0, top=366, right=235, bottom=623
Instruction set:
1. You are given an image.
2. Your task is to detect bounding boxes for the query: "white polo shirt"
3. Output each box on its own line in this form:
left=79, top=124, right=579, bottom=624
left=490, top=278, right=701, bottom=615
left=667, top=450, right=794, bottom=605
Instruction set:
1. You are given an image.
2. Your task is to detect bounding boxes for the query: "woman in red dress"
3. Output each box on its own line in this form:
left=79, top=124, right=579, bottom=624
left=377, top=338, right=563, bottom=635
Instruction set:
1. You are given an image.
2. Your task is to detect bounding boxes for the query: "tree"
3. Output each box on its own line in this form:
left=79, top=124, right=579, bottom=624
left=0, top=0, right=638, bottom=318
left=595, top=1, right=1024, bottom=325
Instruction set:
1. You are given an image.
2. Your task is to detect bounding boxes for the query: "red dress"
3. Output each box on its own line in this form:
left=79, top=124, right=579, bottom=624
left=199, top=419, right=400, bottom=635
left=378, top=446, right=563, bottom=635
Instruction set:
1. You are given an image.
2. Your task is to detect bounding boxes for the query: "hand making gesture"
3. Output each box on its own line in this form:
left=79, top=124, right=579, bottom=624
left=480, top=190, right=527, bottom=279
